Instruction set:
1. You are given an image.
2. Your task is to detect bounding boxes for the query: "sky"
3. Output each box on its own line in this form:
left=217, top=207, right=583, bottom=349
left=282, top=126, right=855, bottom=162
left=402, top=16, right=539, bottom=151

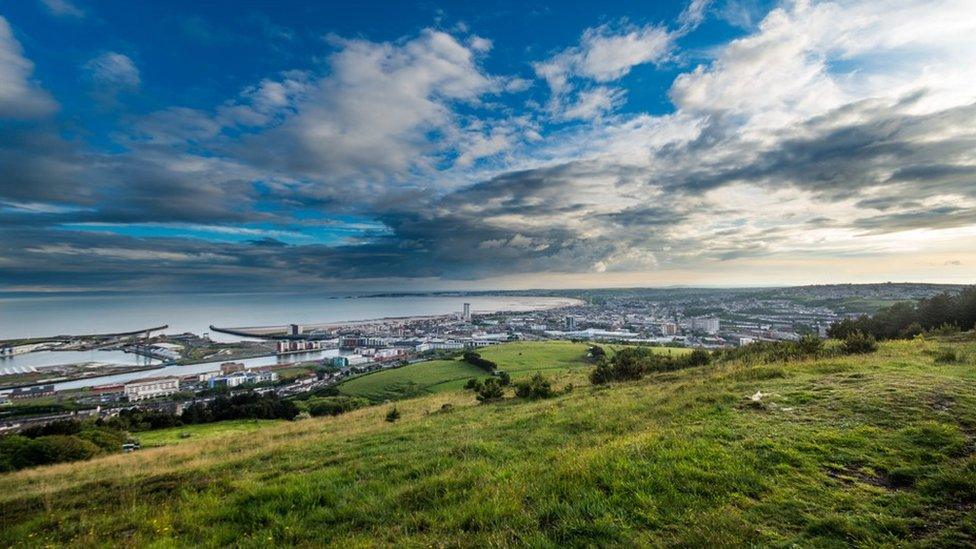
left=1, top=0, right=975, bottom=294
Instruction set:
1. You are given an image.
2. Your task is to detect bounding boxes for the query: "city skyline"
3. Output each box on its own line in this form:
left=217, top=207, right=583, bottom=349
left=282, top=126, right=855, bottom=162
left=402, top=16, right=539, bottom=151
left=2, top=0, right=975, bottom=294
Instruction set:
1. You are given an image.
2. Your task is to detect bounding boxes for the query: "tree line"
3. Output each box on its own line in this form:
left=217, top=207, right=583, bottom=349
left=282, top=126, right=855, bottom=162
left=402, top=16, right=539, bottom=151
left=829, top=287, right=976, bottom=340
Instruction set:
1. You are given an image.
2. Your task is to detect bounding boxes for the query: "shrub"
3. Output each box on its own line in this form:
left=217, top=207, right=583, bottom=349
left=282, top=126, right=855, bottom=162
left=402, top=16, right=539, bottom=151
left=514, top=373, right=556, bottom=400
left=588, top=345, right=606, bottom=361
left=842, top=331, right=878, bottom=355
left=497, top=370, right=511, bottom=386
left=899, top=322, right=924, bottom=338
left=686, top=348, right=712, bottom=367
left=76, top=427, right=127, bottom=452
left=464, top=378, right=483, bottom=391
left=928, top=323, right=961, bottom=337
left=798, top=335, right=825, bottom=355
left=385, top=407, right=401, bottom=422
left=589, top=360, right=617, bottom=385
left=590, top=347, right=712, bottom=384
left=15, top=435, right=101, bottom=470
left=476, top=378, right=505, bottom=403
left=462, top=351, right=497, bottom=373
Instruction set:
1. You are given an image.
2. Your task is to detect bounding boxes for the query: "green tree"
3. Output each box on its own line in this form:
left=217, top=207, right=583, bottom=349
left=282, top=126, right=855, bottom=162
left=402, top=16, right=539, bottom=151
left=476, top=378, right=505, bottom=403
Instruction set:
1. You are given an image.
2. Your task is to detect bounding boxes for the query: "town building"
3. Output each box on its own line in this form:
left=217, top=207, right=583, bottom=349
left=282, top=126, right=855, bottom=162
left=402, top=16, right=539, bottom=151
left=277, top=340, right=322, bottom=354
left=331, top=355, right=369, bottom=368
left=691, top=317, right=721, bottom=335
left=124, top=377, right=179, bottom=402
left=207, top=370, right=278, bottom=389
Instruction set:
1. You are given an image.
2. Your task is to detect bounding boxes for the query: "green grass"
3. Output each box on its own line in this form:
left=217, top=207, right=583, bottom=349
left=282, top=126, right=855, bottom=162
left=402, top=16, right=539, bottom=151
left=339, top=341, right=690, bottom=402
left=339, top=359, right=488, bottom=402
left=3, top=338, right=976, bottom=546
left=135, top=419, right=282, bottom=448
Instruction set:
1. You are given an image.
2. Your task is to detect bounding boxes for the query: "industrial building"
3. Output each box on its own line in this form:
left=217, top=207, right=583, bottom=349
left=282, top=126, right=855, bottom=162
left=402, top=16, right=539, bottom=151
left=124, top=377, right=179, bottom=401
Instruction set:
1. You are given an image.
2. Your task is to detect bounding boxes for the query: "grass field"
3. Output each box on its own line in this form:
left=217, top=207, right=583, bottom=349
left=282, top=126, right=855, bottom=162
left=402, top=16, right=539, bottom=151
left=3, top=338, right=976, bottom=546
left=339, top=359, right=488, bottom=402
left=339, top=340, right=690, bottom=402
left=135, top=419, right=282, bottom=447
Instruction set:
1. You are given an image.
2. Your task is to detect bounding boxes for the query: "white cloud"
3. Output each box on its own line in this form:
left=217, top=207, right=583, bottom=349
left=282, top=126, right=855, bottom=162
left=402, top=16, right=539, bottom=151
left=468, top=35, right=492, bottom=53
left=532, top=17, right=681, bottom=121
left=558, top=87, right=625, bottom=121
left=0, top=17, right=57, bottom=118
left=38, top=0, right=85, bottom=18
left=670, top=0, right=976, bottom=132
left=535, top=22, right=673, bottom=93
left=678, top=0, right=712, bottom=32
left=84, top=52, right=140, bottom=89
left=238, top=29, right=515, bottom=193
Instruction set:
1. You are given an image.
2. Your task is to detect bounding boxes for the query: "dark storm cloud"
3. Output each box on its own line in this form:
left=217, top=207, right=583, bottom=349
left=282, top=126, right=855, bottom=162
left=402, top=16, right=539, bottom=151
left=0, top=126, right=267, bottom=225
left=853, top=207, right=976, bottom=234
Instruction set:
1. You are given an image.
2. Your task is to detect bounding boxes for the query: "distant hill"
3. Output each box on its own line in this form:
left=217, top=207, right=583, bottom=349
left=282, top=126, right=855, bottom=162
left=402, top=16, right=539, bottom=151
left=2, top=337, right=976, bottom=546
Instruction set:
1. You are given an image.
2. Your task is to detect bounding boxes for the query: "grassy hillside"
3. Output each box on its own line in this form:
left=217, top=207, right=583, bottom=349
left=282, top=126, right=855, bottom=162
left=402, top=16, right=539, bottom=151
left=339, top=341, right=689, bottom=402
left=3, top=338, right=976, bottom=546
left=339, top=359, right=488, bottom=402
left=136, top=419, right=282, bottom=448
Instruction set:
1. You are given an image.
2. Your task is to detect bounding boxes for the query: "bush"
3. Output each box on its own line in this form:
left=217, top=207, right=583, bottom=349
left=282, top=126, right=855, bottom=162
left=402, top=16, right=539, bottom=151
left=464, top=378, right=483, bottom=391
left=462, top=351, right=497, bottom=373
left=385, top=407, right=401, bottom=422
left=716, top=337, right=829, bottom=364
left=476, top=378, right=505, bottom=403
left=514, top=373, right=556, bottom=400
left=590, top=347, right=711, bottom=384
left=842, top=331, right=878, bottom=355
left=798, top=335, right=824, bottom=355
left=76, top=427, right=127, bottom=452
left=497, top=371, right=511, bottom=386
left=588, top=345, right=606, bottom=360
left=0, top=434, right=102, bottom=472
left=686, top=348, right=712, bottom=367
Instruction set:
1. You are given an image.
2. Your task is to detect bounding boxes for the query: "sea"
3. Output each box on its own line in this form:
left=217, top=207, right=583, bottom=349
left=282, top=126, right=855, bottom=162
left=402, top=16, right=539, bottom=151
left=0, top=293, right=579, bottom=390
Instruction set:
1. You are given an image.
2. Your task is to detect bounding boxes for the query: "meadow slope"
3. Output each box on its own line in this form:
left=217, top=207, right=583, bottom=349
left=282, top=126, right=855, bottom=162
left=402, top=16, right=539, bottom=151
left=2, top=338, right=976, bottom=546
left=339, top=341, right=689, bottom=402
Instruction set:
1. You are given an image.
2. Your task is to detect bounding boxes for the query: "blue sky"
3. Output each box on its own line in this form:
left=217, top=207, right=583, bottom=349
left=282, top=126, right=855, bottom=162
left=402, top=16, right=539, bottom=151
left=1, top=0, right=975, bottom=293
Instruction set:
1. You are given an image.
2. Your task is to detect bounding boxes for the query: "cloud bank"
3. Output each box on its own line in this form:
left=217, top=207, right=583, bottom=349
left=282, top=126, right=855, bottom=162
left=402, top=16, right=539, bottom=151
left=1, top=0, right=975, bottom=292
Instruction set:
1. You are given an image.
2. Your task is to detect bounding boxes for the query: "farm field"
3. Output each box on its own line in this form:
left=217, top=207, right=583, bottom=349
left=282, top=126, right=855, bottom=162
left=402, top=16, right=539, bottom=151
left=3, top=337, right=976, bottom=546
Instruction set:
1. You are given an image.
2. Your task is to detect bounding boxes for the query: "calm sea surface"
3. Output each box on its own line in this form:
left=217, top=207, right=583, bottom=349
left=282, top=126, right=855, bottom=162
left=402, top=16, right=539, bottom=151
left=0, top=293, right=578, bottom=389
left=0, top=293, right=577, bottom=340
